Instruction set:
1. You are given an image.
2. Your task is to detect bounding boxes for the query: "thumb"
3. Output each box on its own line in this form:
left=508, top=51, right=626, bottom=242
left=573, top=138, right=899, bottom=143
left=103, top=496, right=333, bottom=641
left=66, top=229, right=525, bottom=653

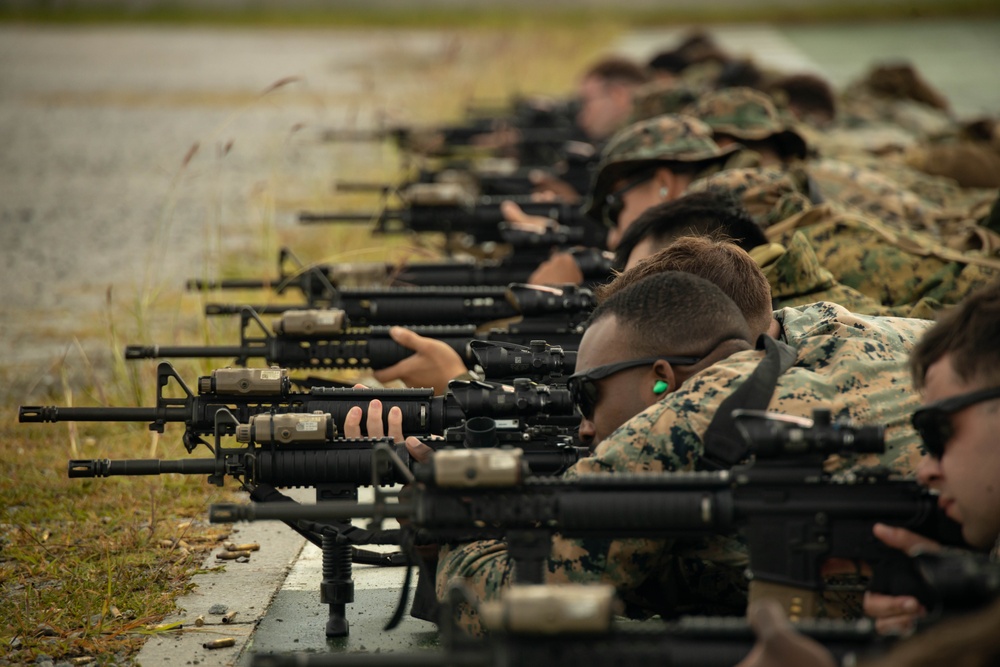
left=528, top=169, right=549, bottom=185
left=500, top=200, right=528, bottom=223
left=747, top=599, right=791, bottom=642
left=872, top=523, right=942, bottom=555
left=389, top=326, right=432, bottom=353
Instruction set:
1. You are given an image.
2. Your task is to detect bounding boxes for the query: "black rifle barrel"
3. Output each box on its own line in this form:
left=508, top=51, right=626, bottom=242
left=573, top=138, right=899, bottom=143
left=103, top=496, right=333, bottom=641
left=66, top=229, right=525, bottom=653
left=69, top=458, right=220, bottom=477
left=20, top=405, right=178, bottom=423
left=69, top=446, right=405, bottom=487
left=187, top=277, right=288, bottom=291
left=124, top=345, right=249, bottom=360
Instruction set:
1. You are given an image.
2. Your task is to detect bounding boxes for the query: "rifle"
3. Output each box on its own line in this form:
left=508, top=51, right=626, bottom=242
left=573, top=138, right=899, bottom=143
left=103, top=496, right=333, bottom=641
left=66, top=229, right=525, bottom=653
left=65, top=409, right=584, bottom=639
left=122, top=298, right=587, bottom=372
left=20, top=362, right=579, bottom=452
left=332, top=140, right=596, bottom=199
left=211, top=409, right=967, bottom=618
left=319, top=97, right=583, bottom=165
left=199, top=283, right=595, bottom=327
left=250, top=584, right=888, bottom=667
left=298, top=187, right=605, bottom=246
left=186, top=244, right=612, bottom=307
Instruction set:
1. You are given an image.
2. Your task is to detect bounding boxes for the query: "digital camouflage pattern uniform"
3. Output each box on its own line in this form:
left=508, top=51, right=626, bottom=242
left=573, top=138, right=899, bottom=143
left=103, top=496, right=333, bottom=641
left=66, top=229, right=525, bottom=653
left=689, top=167, right=1000, bottom=311
left=836, top=63, right=954, bottom=143
left=437, top=303, right=931, bottom=634
left=767, top=203, right=1000, bottom=308
left=678, top=86, right=1000, bottom=235
left=749, top=234, right=937, bottom=318
left=805, top=157, right=952, bottom=234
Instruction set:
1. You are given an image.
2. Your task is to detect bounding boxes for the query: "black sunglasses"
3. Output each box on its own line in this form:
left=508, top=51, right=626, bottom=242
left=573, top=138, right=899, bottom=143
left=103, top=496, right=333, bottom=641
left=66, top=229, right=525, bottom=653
left=567, top=355, right=702, bottom=420
left=603, top=170, right=656, bottom=229
left=911, top=385, right=1000, bottom=459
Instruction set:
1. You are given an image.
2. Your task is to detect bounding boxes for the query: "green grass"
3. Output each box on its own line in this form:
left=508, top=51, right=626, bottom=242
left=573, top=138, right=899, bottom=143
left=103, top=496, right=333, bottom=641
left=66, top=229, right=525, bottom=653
left=0, top=412, right=237, bottom=663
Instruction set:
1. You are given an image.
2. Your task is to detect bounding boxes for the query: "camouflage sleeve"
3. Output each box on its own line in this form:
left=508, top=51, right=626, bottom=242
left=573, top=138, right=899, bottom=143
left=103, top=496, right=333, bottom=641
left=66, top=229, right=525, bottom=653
left=436, top=535, right=676, bottom=634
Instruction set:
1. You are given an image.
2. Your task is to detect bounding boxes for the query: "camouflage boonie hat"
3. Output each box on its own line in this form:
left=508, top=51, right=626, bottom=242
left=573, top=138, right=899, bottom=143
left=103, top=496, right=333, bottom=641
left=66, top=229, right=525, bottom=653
left=584, top=113, right=742, bottom=224
left=685, top=87, right=808, bottom=160
left=630, top=80, right=701, bottom=122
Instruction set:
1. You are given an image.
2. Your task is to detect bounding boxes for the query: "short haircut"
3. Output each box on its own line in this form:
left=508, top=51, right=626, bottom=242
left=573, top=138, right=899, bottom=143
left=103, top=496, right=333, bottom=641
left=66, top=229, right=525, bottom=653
left=715, top=58, right=764, bottom=90
left=670, top=30, right=730, bottom=67
left=767, top=74, right=837, bottom=122
left=910, top=280, right=1000, bottom=391
left=583, top=56, right=651, bottom=87
left=612, top=191, right=769, bottom=271
left=647, top=51, right=689, bottom=75
left=600, top=235, right=774, bottom=339
left=589, top=271, right=753, bottom=358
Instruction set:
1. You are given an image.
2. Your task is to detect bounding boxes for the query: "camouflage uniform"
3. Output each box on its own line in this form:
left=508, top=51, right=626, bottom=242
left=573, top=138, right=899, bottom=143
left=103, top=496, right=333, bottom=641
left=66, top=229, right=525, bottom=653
left=805, top=157, right=950, bottom=234
left=690, top=168, right=1000, bottom=310
left=437, top=303, right=931, bottom=634
left=680, top=87, right=974, bottom=234
left=767, top=203, right=1000, bottom=308
left=836, top=63, right=955, bottom=143
left=749, top=233, right=933, bottom=317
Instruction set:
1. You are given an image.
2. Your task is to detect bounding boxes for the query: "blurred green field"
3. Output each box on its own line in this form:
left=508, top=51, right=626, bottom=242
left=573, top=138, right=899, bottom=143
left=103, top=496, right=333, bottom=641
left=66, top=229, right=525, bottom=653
left=1, top=0, right=998, bottom=27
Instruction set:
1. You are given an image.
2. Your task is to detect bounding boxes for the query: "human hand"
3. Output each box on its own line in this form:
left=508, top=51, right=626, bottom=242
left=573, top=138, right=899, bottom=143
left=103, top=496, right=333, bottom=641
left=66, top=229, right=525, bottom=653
left=734, top=599, right=838, bottom=667
left=342, top=389, right=404, bottom=442
left=371, top=326, right=467, bottom=396
left=405, top=437, right=435, bottom=464
left=529, top=170, right=581, bottom=204
left=528, top=251, right=584, bottom=285
left=500, top=200, right=556, bottom=234
left=862, top=523, right=940, bottom=633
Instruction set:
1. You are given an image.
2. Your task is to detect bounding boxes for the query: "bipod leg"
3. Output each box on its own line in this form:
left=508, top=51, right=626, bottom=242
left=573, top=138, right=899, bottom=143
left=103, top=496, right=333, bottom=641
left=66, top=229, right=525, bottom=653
left=316, top=483, right=357, bottom=638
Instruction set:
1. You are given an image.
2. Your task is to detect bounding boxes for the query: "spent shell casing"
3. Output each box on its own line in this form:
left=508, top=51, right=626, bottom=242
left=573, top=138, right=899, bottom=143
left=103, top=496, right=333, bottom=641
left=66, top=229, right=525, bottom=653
left=194, top=615, right=205, bottom=627
left=202, top=638, right=236, bottom=649
left=226, top=542, right=260, bottom=552
left=221, top=611, right=238, bottom=624
left=216, top=550, right=250, bottom=560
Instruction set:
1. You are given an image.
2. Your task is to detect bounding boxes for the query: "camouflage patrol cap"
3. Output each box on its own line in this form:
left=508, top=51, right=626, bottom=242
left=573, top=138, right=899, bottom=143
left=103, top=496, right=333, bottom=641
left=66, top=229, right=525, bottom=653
left=686, top=87, right=808, bottom=160
left=585, top=113, right=742, bottom=224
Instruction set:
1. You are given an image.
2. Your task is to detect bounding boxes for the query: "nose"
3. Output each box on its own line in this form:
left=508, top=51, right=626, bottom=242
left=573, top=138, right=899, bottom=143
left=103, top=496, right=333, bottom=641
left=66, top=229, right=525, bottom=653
left=578, top=417, right=597, bottom=451
left=916, top=454, right=942, bottom=487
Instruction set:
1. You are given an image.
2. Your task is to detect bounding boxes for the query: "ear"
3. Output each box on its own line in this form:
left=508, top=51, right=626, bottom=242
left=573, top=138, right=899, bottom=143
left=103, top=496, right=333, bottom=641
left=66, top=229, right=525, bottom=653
left=651, top=358, right=678, bottom=394
left=655, top=167, right=692, bottom=201
left=653, top=167, right=679, bottom=201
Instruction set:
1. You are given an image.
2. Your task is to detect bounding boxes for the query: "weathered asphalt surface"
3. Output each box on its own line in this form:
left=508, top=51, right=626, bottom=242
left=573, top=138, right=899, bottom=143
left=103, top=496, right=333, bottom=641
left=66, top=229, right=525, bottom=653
left=2, top=17, right=999, bottom=667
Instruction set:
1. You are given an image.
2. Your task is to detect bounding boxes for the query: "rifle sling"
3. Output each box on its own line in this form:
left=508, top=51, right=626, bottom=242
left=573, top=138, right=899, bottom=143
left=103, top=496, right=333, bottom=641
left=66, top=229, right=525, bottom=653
left=702, top=334, right=798, bottom=469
